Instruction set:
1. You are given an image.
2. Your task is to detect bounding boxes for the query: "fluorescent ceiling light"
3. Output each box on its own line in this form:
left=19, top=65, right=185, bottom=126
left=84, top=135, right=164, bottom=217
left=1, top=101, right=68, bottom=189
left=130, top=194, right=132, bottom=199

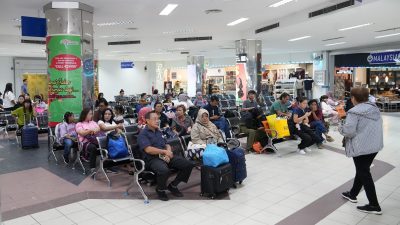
left=325, top=42, right=346, bottom=46
left=97, top=21, right=134, bottom=27
left=339, top=23, right=372, bottom=31
left=52, top=2, right=79, bottom=9
left=375, top=32, right=400, bottom=39
left=159, top=4, right=178, bottom=16
left=269, top=0, right=295, bottom=8
left=288, top=36, right=311, bottom=42
left=227, top=18, right=249, bottom=26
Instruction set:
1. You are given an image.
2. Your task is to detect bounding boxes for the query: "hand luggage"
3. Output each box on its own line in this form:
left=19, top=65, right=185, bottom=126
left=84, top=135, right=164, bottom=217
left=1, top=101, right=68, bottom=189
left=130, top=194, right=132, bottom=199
left=21, top=124, right=39, bottom=149
left=202, top=144, right=229, bottom=168
left=21, top=114, right=39, bottom=149
left=200, top=163, right=233, bottom=199
left=226, top=147, right=247, bottom=185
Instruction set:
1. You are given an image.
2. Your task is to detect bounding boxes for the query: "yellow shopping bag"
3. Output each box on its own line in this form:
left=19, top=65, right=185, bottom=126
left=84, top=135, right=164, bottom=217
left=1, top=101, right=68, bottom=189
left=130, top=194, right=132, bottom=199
left=266, top=114, right=290, bottom=138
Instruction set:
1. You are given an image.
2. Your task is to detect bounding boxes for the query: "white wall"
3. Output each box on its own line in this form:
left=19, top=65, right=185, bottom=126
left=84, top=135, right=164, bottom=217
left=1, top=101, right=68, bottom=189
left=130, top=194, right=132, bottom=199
left=98, top=60, right=156, bottom=101
left=263, top=52, right=313, bottom=64
left=0, top=57, right=15, bottom=94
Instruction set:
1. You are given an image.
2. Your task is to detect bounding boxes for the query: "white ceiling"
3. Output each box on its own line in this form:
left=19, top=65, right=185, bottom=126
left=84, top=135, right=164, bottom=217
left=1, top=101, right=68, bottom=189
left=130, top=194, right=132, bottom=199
left=0, top=0, right=399, bottom=61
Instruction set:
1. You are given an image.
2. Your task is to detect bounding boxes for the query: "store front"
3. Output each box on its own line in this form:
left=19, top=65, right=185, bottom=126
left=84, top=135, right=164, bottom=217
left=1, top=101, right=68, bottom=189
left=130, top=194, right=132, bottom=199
left=334, top=51, right=400, bottom=95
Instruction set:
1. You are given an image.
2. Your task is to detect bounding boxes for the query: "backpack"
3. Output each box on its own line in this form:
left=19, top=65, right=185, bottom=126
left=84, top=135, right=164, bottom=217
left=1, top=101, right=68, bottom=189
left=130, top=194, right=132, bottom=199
left=107, top=133, right=129, bottom=159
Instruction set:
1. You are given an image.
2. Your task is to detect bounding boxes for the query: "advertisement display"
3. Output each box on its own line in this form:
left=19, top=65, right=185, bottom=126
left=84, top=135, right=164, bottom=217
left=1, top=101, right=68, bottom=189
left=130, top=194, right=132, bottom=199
left=47, top=35, right=82, bottom=127
left=236, top=63, right=247, bottom=101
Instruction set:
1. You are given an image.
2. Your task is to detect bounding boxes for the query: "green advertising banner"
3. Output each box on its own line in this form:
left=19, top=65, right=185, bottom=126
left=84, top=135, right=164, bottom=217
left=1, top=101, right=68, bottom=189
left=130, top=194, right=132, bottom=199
left=47, top=35, right=82, bottom=127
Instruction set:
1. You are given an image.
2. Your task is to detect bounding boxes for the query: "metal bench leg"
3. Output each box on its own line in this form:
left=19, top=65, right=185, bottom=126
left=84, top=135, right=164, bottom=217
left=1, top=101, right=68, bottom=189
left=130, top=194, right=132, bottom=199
left=125, top=168, right=149, bottom=203
left=72, top=148, right=86, bottom=174
left=98, top=162, right=111, bottom=187
left=261, top=139, right=281, bottom=157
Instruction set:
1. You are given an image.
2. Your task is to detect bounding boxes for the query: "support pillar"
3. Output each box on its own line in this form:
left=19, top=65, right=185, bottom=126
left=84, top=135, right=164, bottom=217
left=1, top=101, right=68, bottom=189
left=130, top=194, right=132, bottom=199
left=187, top=56, right=205, bottom=97
left=44, top=2, right=94, bottom=126
left=235, top=39, right=262, bottom=100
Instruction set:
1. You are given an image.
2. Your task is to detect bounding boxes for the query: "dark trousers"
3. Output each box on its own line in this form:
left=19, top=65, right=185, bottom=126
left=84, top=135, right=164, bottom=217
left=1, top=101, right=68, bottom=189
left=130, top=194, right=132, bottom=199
left=87, top=143, right=99, bottom=169
left=350, top=153, right=379, bottom=206
left=296, top=124, right=319, bottom=149
left=310, top=121, right=327, bottom=143
left=146, top=156, right=194, bottom=191
left=63, top=138, right=77, bottom=158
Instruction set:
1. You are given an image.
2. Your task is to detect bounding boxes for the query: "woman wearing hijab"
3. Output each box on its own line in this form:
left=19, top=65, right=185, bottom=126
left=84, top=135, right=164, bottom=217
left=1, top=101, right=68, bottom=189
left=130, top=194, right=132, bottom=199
left=191, top=108, right=224, bottom=145
left=138, top=107, right=152, bottom=129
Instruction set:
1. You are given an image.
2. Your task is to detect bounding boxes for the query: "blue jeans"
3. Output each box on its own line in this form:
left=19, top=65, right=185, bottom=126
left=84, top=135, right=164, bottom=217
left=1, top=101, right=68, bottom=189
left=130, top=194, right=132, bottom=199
left=310, top=121, right=326, bottom=143
left=211, top=116, right=231, bottom=138
left=63, top=138, right=74, bottom=158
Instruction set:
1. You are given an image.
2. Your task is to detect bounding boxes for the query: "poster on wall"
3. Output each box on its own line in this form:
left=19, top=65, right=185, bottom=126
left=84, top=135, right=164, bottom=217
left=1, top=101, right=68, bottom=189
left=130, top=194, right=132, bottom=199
left=187, top=65, right=197, bottom=97
left=236, top=63, right=247, bottom=101
left=314, top=70, right=326, bottom=86
left=47, top=34, right=82, bottom=127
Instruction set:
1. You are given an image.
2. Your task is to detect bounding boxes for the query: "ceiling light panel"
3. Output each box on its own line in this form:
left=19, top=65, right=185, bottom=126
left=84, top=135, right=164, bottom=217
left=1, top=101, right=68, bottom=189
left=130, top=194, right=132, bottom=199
left=269, top=0, right=295, bottom=8
left=227, top=18, right=249, bottom=26
left=375, top=33, right=400, bottom=39
left=162, top=28, right=195, bottom=35
left=325, top=42, right=346, bottom=46
left=97, top=20, right=134, bottom=27
left=339, top=23, right=372, bottom=31
left=288, top=36, right=311, bottom=42
left=159, top=4, right=178, bottom=16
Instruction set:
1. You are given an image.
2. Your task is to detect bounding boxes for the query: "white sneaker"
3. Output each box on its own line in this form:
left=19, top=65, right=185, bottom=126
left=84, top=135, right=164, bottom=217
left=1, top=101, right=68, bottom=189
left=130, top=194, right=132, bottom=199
left=305, top=147, right=312, bottom=152
left=297, top=149, right=306, bottom=155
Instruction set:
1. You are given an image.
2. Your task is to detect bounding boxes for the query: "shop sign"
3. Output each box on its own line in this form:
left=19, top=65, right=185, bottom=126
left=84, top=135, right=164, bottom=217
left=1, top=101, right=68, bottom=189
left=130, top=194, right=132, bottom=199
left=367, top=51, right=400, bottom=65
left=121, top=61, right=134, bottom=69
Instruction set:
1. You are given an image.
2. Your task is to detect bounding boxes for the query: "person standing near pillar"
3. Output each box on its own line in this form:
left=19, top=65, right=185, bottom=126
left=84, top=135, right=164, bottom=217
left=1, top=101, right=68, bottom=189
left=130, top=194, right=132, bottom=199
left=339, top=87, right=383, bottom=215
left=303, top=73, right=314, bottom=100
left=21, top=79, right=28, bottom=96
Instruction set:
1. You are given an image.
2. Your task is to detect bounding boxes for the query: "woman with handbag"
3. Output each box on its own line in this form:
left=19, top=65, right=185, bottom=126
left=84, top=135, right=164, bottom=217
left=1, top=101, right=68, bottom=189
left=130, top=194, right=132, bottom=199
left=76, top=108, right=104, bottom=175
left=339, top=87, right=383, bottom=215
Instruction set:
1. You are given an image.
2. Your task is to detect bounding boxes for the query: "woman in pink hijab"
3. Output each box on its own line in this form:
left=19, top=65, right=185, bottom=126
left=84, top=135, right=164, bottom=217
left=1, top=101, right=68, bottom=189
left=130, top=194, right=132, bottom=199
left=138, top=107, right=152, bottom=128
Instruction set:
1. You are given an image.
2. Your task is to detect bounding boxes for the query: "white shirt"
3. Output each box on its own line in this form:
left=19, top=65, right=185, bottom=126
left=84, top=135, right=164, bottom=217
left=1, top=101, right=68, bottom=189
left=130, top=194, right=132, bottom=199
left=98, top=120, right=117, bottom=135
left=369, top=95, right=376, bottom=103
left=321, top=101, right=334, bottom=114
left=3, top=91, right=15, bottom=108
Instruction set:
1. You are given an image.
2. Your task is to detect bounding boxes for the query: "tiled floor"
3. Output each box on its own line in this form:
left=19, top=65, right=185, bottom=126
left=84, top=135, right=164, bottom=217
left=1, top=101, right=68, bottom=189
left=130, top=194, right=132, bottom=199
left=1, top=113, right=400, bottom=225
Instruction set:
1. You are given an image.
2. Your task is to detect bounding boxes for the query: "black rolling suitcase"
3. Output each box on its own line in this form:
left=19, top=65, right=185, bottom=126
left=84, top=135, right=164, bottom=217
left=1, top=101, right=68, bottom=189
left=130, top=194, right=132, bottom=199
left=20, top=114, right=39, bottom=149
left=200, top=163, right=233, bottom=199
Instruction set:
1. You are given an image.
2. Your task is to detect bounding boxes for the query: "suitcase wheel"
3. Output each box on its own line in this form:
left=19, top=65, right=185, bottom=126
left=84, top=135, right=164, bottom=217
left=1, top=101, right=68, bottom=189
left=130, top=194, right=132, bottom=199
left=209, top=194, right=216, bottom=199
left=239, top=181, right=243, bottom=184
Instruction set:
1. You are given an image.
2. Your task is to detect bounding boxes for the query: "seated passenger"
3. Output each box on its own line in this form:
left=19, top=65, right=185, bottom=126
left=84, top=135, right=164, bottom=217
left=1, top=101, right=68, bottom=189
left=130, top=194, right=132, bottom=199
left=308, top=99, right=334, bottom=144
left=138, top=107, right=152, bottom=129
left=33, top=95, right=48, bottom=114
left=138, top=111, right=194, bottom=201
left=14, top=95, right=25, bottom=109
left=58, top=112, right=78, bottom=164
left=95, top=93, right=104, bottom=108
left=193, top=92, right=207, bottom=107
left=191, top=109, right=224, bottom=145
left=178, top=93, right=194, bottom=108
left=320, top=95, right=339, bottom=124
left=98, top=108, right=124, bottom=135
left=154, top=102, right=170, bottom=128
left=113, top=105, right=126, bottom=125
left=76, top=108, right=104, bottom=174
left=203, top=95, right=231, bottom=138
left=93, top=98, right=109, bottom=122
left=292, top=98, right=321, bottom=154
left=171, top=104, right=193, bottom=136
left=11, top=99, right=36, bottom=128
left=270, top=92, right=291, bottom=118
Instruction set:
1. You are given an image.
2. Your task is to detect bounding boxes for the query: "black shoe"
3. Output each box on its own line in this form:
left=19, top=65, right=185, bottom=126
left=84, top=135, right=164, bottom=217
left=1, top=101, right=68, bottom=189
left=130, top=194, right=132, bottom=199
left=357, top=204, right=382, bottom=215
left=168, top=183, right=184, bottom=197
left=342, top=191, right=357, bottom=203
left=62, top=155, right=70, bottom=164
left=156, top=189, right=169, bottom=201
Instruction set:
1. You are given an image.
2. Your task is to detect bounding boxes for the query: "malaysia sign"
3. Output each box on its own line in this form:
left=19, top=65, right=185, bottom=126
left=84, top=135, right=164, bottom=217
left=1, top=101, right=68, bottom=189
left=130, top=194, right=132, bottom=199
left=367, top=51, right=400, bottom=64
